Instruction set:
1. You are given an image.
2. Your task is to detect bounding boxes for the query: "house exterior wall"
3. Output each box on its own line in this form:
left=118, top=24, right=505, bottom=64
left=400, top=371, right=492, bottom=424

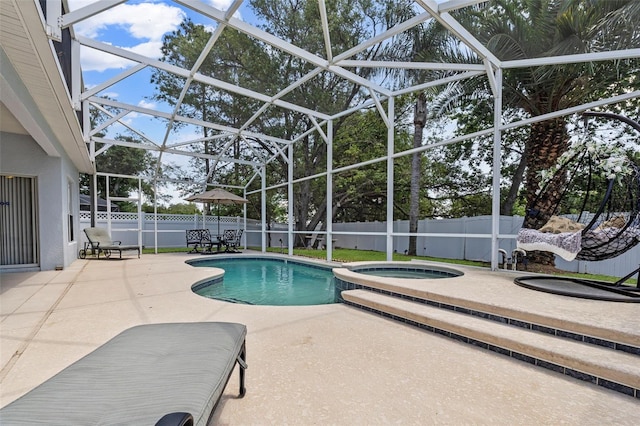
left=1, top=33, right=84, bottom=272
left=0, top=132, right=80, bottom=271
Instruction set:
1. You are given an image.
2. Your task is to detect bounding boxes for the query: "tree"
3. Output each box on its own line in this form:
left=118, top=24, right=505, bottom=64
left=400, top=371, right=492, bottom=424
left=151, top=20, right=272, bottom=214
left=142, top=203, right=200, bottom=214
left=80, top=140, right=156, bottom=212
left=449, top=102, right=531, bottom=216
left=406, top=0, right=639, bottom=263
left=470, top=0, right=639, bottom=263
left=389, top=7, right=501, bottom=247
left=218, top=0, right=417, bottom=245
left=409, top=93, right=427, bottom=255
left=471, top=1, right=637, bottom=211
left=332, top=105, right=413, bottom=224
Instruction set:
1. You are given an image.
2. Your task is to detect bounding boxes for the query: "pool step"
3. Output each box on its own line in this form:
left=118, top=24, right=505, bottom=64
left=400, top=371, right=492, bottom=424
left=342, top=289, right=640, bottom=398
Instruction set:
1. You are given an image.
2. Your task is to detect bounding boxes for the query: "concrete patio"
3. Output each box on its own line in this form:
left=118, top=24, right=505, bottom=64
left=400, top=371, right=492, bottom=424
left=1, top=252, right=639, bottom=425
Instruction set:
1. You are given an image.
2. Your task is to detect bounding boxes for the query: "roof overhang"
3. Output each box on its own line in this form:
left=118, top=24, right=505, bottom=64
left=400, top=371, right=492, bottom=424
left=0, top=0, right=93, bottom=174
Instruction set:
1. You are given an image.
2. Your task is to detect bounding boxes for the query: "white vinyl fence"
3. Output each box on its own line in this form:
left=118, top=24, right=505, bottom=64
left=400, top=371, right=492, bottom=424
left=80, top=213, right=639, bottom=278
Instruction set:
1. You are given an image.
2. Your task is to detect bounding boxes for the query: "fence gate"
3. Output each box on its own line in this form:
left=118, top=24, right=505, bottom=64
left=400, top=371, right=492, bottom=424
left=0, top=175, right=39, bottom=267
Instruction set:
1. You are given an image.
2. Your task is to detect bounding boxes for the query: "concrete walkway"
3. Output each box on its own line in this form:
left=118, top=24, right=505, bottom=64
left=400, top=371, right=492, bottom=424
left=1, top=253, right=639, bottom=425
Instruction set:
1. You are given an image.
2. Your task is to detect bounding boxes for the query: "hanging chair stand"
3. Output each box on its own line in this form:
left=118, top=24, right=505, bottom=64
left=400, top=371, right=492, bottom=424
left=515, top=111, right=640, bottom=302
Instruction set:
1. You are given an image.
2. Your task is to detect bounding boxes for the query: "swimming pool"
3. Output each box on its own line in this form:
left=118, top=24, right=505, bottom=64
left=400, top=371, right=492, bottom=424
left=189, top=257, right=336, bottom=306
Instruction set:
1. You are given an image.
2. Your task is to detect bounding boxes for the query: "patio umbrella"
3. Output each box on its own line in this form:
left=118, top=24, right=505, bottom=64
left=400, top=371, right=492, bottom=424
left=185, top=188, right=248, bottom=236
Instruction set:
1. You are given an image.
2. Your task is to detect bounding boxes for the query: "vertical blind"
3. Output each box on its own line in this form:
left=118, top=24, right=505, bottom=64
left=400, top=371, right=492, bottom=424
left=0, top=176, right=38, bottom=266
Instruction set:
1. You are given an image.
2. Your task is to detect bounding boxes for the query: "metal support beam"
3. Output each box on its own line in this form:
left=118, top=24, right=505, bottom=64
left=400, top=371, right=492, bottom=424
left=71, top=39, right=81, bottom=110
left=326, top=120, right=333, bottom=262
left=288, top=144, right=294, bottom=255
left=261, top=166, right=267, bottom=252
left=386, top=97, right=395, bottom=261
left=490, top=68, right=503, bottom=271
left=369, top=88, right=390, bottom=128
left=45, top=0, right=61, bottom=41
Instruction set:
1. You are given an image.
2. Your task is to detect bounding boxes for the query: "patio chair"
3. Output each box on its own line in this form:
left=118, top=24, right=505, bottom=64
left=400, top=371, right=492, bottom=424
left=186, top=229, right=206, bottom=253
left=200, top=230, right=224, bottom=254
left=222, top=229, right=243, bottom=253
left=79, top=227, right=140, bottom=259
left=0, top=322, right=247, bottom=425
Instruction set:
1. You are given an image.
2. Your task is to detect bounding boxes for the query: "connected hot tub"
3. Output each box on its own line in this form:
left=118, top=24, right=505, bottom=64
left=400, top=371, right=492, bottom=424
left=348, top=264, right=463, bottom=279
left=332, top=261, right=463, bottom=302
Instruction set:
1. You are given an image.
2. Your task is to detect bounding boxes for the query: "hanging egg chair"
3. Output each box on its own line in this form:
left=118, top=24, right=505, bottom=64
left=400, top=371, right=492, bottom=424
left=515, top=112, right=640, bottom=302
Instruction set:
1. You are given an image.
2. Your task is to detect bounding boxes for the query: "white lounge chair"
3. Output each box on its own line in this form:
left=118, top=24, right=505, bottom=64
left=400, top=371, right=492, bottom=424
left=80, top=227, right=140, bottom=259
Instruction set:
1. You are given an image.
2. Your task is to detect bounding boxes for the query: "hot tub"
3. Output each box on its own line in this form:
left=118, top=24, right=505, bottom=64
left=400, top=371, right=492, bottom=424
left=332, top=261, right=463, bottom=302
left=348, top=264, right=462, bottom=279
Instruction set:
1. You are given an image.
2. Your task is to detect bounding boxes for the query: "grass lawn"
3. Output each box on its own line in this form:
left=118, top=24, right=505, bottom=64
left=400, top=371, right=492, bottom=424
left=142, top=246, right=637, bottom=285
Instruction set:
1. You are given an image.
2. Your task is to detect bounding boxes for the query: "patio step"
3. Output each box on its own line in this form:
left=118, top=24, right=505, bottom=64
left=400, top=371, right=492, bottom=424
left=342, top=289, right=640, bottom=398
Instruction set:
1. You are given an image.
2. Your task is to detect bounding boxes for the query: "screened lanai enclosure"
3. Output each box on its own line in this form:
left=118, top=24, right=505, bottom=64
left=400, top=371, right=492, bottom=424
left=50, top=0, right=640, bottom=271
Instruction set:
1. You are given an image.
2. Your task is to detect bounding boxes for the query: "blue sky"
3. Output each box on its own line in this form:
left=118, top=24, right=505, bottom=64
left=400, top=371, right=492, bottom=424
left=68, top=1, right=262, bottom=203
left=65, top=1, right=471, bottom=205
left=70, top=1, right=259, bottom=71
left=69, top=1, right=260, bottom=137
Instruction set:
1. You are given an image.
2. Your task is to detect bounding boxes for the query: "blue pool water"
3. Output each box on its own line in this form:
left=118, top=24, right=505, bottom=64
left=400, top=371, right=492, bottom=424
left=190, top=258, right=336, bottom=306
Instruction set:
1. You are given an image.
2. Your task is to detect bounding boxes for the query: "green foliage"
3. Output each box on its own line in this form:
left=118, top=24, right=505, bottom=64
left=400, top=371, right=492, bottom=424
left=81, top=97, right=162, bottom=208
left=410, top=0, right=640, bottom=217
left=80, top=137, right=157, bottom=207
left=147, top=0, right=639, bottom=232
left=241, top=0, right=418, bottom=238
left=332, top=106, right=414, bottom=222
left=142, top=203, right=201, bottom=214
left=465, top=0, right=640, bottom=115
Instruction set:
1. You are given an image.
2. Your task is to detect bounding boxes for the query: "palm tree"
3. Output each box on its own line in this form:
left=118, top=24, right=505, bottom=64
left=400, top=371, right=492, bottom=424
left=481, top=1, right=638, bottom=245
left=410, top=0, right=640, bottom=264
left=394, top=11, right=471, bottom=255
left=409, top=92, right=428, bottom=256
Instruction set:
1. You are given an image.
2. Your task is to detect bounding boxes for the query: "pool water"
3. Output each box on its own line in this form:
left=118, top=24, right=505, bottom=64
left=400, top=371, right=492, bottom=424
left=191, top=258, right=336, bottom=306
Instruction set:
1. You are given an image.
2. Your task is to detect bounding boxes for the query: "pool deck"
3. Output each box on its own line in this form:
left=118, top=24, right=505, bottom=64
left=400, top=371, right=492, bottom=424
left=1, top=252, right=639, bottom=425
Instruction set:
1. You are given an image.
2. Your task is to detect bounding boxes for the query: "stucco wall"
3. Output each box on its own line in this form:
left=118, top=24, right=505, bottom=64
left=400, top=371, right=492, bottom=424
left=0, top=132, right=80, bottom=270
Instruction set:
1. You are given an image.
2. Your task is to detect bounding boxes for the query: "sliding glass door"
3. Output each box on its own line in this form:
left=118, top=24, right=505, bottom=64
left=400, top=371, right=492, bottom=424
left=0, top=175, right=39, bottom=267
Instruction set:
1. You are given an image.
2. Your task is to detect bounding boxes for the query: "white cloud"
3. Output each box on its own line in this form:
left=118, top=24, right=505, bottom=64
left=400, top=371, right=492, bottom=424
left=72, top=2, right=185, bottom=42
left=209, top=0, right=233, bottom=10
left=69, top=1, right=185, bottom=71
left=68, top=1, right=245, bottom=72
left=80, top=45, right=134, bottom=72
left=208, top=0, right=242, bottom=19
left=80, top=40, right=166, bottom=72
left=127, top=40, right=165, bottom=58
left=138, top=100, right=157, bottom=109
